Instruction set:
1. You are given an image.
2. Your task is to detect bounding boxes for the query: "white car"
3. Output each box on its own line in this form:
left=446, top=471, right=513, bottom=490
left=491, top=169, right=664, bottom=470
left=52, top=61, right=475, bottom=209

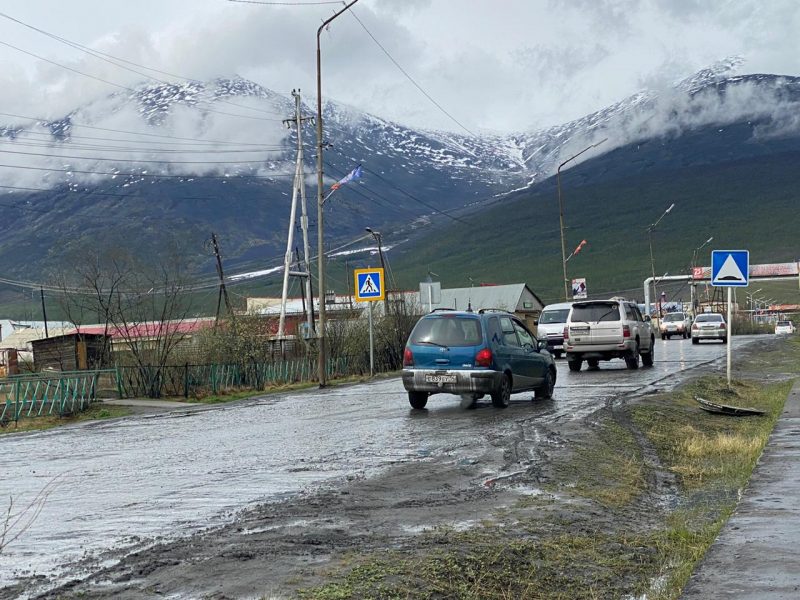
left=691, top=313, right=727, bottom=344
left=659, top=312, right=692, bottom=340
left=775, top=320, right=795, bottom=335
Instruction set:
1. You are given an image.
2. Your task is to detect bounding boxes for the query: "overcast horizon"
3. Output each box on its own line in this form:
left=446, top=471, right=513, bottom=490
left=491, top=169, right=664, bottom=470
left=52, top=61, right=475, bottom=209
left=0, top=1, right=798, bottom=135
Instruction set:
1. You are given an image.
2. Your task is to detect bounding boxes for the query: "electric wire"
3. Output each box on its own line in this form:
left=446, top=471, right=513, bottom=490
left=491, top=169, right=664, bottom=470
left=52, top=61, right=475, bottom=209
left=0, top=111, right=282, bottom=146
left=0, top=162, right=295, bottom=180
left=0, top=148, right=283, bottom=165
left=0, top=39, right=283, bottom=123
left=348, top=7, right=476, bottom=138
left=0, top=11, right=287, bottom=120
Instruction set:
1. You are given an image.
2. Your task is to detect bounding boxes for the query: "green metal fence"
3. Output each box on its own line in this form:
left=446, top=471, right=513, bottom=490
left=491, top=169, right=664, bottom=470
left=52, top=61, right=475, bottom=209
left=113, top=354, right=379, bottom=399
left=0, top=370, right=103, bottom=424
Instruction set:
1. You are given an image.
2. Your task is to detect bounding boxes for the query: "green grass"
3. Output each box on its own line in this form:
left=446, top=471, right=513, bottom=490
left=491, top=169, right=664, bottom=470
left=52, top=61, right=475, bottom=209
left=0, top=403, right=131, bottom=435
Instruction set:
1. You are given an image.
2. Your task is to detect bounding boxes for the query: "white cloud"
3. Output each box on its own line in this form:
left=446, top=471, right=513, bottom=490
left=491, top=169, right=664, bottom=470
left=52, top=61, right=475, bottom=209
left=0, top=0, right=798, bottom=134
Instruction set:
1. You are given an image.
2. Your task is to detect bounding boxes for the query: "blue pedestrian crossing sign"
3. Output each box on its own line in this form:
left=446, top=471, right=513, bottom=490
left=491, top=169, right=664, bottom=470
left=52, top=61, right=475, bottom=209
left=354, top=268, right=385, bottom=302
left=711, top=250, right=749, bottom=287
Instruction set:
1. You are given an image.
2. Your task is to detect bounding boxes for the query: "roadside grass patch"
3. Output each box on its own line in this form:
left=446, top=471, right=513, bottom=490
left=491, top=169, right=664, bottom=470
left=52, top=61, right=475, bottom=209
left=301, top=531, right=662, bottom=600
left=0, top=402, right=131, bottom=434
left=298, top=374, right=792, bottom=600
left=632, top=377, right=788, bottom=491
left=556, top=417, right=646, bottom=508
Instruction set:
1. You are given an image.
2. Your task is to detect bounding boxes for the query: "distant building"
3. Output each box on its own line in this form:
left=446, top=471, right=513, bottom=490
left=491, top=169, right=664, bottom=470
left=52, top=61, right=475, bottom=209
left=246, top=282, right=545, bottom=333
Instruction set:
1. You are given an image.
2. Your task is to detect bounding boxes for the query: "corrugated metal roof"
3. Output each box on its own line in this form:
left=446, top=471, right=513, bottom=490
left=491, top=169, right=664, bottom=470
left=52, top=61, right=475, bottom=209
left=0, top=327, right=73, bottom=351
left=431, top=284, right=543, bottom=313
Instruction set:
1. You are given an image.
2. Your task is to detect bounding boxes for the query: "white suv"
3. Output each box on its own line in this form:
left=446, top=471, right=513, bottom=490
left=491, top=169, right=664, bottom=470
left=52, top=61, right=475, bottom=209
left=564, top=298, right=655, bottom=371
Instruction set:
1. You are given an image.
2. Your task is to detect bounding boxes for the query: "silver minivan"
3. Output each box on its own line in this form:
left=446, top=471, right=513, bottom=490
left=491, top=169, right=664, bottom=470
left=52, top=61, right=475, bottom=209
left=536, top=302, right=573, bottom=358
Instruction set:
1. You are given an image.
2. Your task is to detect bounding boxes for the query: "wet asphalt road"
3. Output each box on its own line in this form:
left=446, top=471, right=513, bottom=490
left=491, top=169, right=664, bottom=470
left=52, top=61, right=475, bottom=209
left=0, top=336, right=753, bottom=588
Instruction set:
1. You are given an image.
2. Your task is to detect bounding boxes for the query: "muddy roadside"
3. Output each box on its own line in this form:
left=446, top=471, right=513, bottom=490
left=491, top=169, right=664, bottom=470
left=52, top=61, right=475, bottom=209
left=7, top=335, right=799, bottom=600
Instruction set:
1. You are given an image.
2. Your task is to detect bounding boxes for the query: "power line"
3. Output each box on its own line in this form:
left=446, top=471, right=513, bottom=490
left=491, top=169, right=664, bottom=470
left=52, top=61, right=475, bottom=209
left=348, top=7, right=476, bottom=138
left=0, top=11, right=286, bottom=120
left=0, top=148, right=281, bottom=166
left=0, top=132, right=289, bottom=152
left=227, top=0, right=343, bottom=5
left=0, top=183, right=213, bottom=200
left=0, top=39, right=282, bottom=123
left=0, top=111, right=280, bottom=146
left=0, top=162, right=294, bottom=180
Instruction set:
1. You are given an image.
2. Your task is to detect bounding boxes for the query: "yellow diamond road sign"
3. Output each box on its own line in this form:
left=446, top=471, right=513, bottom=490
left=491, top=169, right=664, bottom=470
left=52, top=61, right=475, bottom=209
left=354, top=268, right=385, bottom=302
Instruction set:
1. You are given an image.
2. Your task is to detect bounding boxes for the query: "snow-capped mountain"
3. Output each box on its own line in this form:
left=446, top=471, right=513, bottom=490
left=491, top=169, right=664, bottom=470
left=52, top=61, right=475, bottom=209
left=1, top=59, right=800, bottom=285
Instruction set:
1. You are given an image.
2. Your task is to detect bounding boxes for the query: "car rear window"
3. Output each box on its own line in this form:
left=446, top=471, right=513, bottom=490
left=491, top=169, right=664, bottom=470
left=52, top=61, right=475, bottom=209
left=571, top=303, right=620, bottom=322
left=410, top=316, right=483, bottom=347
left=663, top=313, right=685, bottom=322
left=695, top=314, right=723, bottom=322
left=539, top=309, right=570, bottom=324
left=777, top=321, right=791, bottom=326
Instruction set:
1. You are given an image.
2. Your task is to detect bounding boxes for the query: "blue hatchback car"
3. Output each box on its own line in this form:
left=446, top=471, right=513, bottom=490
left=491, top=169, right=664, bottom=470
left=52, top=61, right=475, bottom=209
left=401, top=309, right=557, bottom=409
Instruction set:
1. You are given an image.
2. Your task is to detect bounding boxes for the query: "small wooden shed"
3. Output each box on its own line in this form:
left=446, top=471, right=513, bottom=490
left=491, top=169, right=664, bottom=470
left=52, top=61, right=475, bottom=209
left=32, top=333, right=112, bottom=372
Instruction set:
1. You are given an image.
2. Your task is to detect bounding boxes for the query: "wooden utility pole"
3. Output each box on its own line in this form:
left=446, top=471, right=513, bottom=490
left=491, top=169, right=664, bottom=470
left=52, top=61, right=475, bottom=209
left=211, top=233, right=233, bottom=325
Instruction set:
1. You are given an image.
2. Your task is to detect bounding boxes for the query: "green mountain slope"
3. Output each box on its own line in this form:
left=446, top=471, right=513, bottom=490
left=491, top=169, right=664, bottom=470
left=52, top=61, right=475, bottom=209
left=386, top=136, right=800, bottom=305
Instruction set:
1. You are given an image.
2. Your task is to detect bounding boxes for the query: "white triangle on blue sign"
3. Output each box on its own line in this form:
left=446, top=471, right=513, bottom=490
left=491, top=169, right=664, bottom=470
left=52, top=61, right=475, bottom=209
left=359, top=274, right=379, bottom=295
left=713, top=254, right=746, bottom=284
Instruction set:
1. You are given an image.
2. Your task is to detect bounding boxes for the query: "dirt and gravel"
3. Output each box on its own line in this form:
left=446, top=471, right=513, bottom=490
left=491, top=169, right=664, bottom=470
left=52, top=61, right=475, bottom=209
left=0, top=335, right=793, bottom=599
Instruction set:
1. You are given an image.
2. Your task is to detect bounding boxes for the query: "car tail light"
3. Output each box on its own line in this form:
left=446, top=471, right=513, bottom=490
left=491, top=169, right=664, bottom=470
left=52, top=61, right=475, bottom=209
left=475, top=348, right=493, bottom=367
left=719, top=322, right=726, bottom=329
left=622, top=324, right=631, bottom=338
left=692, top=323, right=699, bottom=330
left=563, top=326, right=569, bottom=340
left=403, top=347, right=414, bottom=367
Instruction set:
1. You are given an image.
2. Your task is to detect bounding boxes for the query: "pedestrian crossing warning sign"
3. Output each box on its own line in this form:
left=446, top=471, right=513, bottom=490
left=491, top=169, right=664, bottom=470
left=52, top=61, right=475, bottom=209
left=711, top=250, right=749, bottom=287
left=354, top=268, right=385, bottom=302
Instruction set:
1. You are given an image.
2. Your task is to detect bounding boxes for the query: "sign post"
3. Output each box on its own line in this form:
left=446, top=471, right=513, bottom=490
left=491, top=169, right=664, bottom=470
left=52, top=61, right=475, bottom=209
left=710, top=250, right=749, bottom=386
left=354, top=268, right=385, bottom=377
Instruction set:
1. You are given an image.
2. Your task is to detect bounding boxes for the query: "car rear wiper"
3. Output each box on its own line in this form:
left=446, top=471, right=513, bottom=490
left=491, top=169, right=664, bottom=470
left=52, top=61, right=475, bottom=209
left=416, top=340, right=448, bottom=347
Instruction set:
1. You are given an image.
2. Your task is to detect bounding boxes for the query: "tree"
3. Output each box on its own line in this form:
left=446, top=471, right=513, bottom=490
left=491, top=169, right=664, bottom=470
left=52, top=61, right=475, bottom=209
left=53, top=241, right=197, bottom=397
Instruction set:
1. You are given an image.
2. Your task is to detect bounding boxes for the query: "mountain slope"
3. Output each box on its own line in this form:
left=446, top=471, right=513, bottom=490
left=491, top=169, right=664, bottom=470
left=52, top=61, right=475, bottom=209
left=386, top=120, right=800, bottom=304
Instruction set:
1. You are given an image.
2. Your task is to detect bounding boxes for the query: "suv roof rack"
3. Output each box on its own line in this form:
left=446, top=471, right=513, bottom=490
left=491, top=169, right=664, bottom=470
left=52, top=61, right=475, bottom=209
left=429, top=307, right=457, bottom=312
left=478, top=308, right=512, bottom=314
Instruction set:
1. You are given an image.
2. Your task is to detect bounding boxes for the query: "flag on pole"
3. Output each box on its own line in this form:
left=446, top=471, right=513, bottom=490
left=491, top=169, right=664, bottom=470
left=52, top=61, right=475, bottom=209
left=330, top=164, right=363, bottom=191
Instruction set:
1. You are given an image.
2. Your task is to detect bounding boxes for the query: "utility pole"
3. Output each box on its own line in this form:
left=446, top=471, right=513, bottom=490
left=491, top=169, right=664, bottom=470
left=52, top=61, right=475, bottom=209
left=279, top=89, right=315, bottom=338
left=317, top=0, right=360, bottom=387
left=211, top=233, right=234, bottom=326
left=40, top=287, right=49, bottom=338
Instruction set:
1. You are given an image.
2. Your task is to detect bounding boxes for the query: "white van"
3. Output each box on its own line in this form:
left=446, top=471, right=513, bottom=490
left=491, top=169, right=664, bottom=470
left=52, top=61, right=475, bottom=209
left=536, top=302, right=573, bottom=358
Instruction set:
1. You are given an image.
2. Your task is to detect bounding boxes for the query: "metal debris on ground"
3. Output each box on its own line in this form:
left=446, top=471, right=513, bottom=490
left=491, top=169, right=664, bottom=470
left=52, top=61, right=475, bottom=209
left=695, top=396, right=766, bottom=416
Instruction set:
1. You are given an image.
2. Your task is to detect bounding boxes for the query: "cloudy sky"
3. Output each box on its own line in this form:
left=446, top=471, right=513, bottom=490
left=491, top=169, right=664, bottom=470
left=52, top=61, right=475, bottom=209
left=0, top=0, right=798, bottom=134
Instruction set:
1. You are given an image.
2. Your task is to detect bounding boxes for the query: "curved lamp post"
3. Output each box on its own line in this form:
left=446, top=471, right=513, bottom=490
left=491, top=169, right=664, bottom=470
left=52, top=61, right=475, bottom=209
left=316, top=0, right=360, bottom=387
left=647, top=203, right=674, bottom=317
left=556, top=138, right=607, bottom=300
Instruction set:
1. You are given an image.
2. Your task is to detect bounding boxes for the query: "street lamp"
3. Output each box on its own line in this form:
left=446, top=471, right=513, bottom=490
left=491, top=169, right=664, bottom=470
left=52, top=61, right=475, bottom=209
left=647, top=203, right=675, bottom=317
left=364, top=227, right=386, bottom=273
left=745, top=288, right=763, bottom=321
left=316, top=0, right=360, bottom=387
left=556, top=138, right=607, bottom=301
left=691, top=237, right=714, bottom=272
left=690, top=236, right=713, bottom=313
left=365, top=227, right=389, bottom=316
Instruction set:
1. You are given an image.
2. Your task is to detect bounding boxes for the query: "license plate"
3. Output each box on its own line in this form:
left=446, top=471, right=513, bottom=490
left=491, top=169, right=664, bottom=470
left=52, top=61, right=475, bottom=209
left=571, top=326, right=589, bottom=333
left=425, top=374, right=457, bottom=384
left=552, top=345, right=564, bottom=350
